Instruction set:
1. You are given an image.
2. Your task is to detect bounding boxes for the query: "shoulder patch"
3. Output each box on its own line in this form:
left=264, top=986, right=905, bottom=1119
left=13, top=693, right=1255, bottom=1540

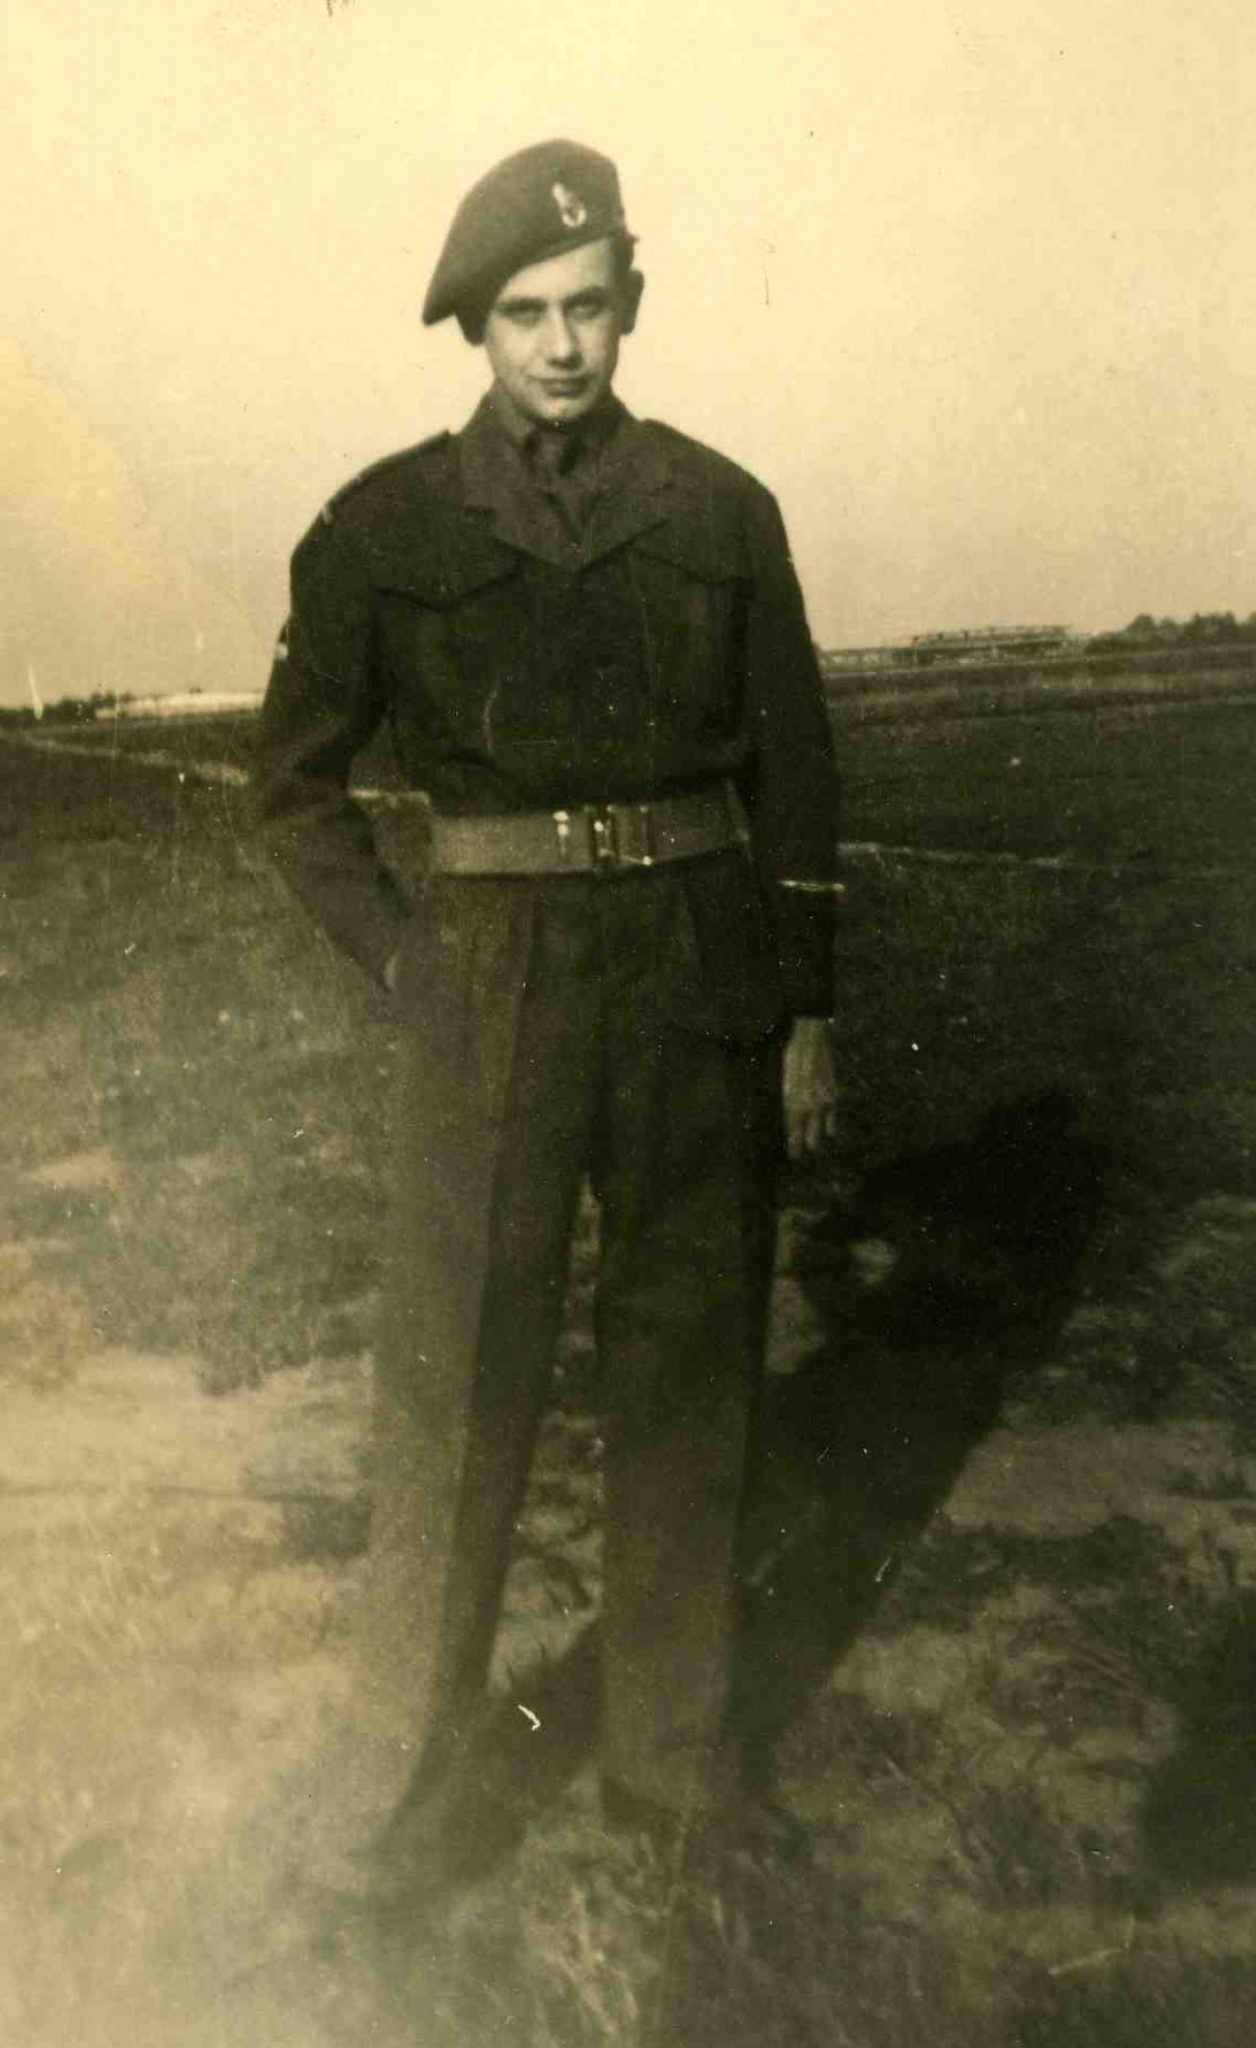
left=318, top=432, right=453, bottom=525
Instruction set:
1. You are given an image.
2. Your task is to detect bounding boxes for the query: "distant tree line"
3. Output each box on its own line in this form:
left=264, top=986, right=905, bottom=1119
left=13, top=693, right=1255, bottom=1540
left=1092, top=611, right=1256, bottom=652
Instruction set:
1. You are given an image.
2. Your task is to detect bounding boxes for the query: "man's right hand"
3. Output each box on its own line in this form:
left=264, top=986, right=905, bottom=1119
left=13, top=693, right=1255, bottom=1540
left=782, top=1016, right=840, bottom=1159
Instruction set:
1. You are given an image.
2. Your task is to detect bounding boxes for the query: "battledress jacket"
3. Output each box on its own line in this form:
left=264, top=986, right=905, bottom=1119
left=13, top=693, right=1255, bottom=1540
left=255, top=397, right=840, bottom=1037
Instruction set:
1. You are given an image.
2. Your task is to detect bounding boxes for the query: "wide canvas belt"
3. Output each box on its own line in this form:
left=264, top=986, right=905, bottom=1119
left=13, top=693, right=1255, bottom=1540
left=430, top=784, right=750, bottom=876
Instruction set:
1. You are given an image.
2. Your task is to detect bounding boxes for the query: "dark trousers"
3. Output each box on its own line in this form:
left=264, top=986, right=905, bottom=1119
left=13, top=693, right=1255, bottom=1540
left=369, top=861, right=783, bottom=1811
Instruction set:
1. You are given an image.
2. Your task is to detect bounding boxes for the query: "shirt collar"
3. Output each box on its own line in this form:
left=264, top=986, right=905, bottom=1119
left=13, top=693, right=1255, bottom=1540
left=485, top=382, right=627, bottom=457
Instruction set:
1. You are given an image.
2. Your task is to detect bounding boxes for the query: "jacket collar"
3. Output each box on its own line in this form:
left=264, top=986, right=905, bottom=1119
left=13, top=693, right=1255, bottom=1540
left=458, top=391, right=671, bottom=569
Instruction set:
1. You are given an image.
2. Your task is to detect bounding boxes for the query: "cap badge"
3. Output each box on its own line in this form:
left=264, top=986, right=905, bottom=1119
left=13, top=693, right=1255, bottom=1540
left=551, top=181, right=588, bottom=230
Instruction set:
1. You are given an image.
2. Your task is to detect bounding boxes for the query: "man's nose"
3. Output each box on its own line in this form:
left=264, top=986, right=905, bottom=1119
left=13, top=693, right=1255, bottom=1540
left=541, top=310, right=581, bottom=362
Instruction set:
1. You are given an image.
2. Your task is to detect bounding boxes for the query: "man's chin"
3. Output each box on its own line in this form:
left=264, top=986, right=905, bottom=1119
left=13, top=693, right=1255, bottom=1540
left=531, top=387, right=599, bottom=427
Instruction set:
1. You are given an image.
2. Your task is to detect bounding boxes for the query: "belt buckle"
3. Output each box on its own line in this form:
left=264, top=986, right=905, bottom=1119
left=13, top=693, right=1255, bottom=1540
left=595, top=802, right=655, bottom=871
left=551, top=805, right=617, bottom=869
left=553, top=803, right=655, bottom=871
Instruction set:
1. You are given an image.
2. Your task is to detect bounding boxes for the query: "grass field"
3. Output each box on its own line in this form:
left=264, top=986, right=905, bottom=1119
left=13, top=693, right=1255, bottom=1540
left=3, top=679, right=1256, bottom=2045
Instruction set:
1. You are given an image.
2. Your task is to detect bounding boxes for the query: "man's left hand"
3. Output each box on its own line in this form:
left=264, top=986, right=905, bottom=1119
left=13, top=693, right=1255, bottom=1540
left=783, top=1016, right=840, bottom=1159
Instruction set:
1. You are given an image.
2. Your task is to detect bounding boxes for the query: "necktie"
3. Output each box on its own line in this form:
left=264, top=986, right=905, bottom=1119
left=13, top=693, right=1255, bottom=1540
left=527, top=428, right=596, bottom=538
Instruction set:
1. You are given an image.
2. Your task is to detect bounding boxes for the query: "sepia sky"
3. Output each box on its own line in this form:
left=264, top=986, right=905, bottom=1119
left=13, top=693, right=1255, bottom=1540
left=4, top=0, right=1255, bottom=704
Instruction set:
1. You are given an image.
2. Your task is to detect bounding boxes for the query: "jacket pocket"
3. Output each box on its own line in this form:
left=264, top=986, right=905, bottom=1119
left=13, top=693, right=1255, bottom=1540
left=629, top=522, right=748, bottom=586
left=378, top=549, right=522, bottom=756
left=626, top=528, right=750, bottom=718
left=385, top=546, right=520, bottom=610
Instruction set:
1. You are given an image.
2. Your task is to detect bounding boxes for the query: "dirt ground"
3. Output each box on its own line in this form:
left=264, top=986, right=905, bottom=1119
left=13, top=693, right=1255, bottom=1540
left=6, top=1169, right=1256, bottom=2044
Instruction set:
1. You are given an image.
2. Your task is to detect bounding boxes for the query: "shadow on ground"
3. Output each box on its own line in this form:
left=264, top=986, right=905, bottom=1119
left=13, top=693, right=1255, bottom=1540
left=734, top=1086, right=1110, bottom=1782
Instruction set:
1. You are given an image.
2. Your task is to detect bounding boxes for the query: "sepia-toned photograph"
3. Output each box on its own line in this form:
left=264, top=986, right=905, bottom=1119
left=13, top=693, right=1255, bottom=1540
left=4, top=2, right=1256, bottom=2041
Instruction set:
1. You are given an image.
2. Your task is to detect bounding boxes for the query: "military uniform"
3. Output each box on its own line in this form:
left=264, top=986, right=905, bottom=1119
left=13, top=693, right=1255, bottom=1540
left=255, top=143, right=839, bottom=1830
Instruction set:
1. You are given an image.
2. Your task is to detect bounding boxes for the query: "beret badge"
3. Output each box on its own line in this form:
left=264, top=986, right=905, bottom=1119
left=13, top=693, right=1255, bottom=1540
left=551, top=181, right=589, bottom=230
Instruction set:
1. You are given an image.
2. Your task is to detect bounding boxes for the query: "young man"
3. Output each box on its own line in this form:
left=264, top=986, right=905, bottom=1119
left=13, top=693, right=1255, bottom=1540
left=255, top=140, right=840, bottom=1879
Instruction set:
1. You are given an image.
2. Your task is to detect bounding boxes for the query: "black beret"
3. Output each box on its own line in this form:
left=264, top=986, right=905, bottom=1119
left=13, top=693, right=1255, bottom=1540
left=423, top=140, right=631, bottom=330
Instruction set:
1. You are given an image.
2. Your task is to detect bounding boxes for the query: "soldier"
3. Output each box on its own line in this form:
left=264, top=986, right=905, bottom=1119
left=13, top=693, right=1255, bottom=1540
left=255, top=139, right=840, bottom=1885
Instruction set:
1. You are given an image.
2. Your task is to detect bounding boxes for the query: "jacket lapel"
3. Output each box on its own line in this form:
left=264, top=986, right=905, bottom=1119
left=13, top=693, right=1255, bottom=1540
left=457, top=396, right=671, bottom=569
left=583, top=412, right=672, bottom=564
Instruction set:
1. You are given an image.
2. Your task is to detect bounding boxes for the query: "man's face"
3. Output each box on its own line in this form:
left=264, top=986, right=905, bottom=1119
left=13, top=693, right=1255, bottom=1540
left=482, top=237, right=639, bottom=430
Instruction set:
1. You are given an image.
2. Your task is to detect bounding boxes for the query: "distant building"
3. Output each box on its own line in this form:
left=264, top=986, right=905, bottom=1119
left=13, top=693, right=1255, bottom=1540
left=821, top=625, right=1085, bottom=676
left=909, top=625, right=1074, bottom=667
left=94, top=690, right=264, bottom=721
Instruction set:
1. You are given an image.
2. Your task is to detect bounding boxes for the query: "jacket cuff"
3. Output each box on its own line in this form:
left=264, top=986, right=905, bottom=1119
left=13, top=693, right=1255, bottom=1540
left=265, top=833, right=415, bottom=989
left=775, top=881, right=840, bottom=1015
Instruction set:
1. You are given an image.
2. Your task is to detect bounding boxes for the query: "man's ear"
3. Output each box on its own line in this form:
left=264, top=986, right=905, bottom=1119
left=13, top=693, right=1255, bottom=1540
left=620, top=269, right=645, bottom=336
